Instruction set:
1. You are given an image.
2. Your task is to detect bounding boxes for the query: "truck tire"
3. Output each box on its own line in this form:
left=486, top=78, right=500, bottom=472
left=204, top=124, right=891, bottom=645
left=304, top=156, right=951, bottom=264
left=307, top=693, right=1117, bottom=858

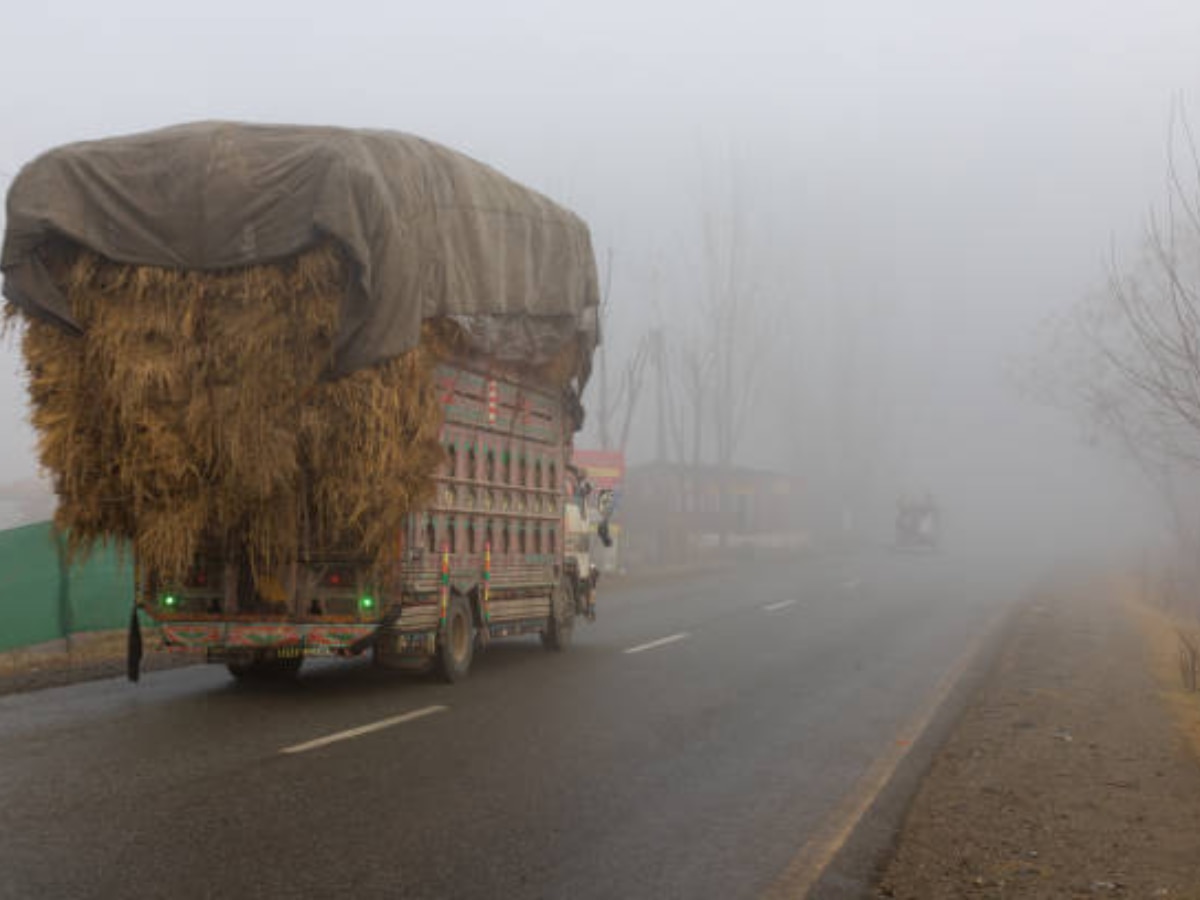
left=226, top=651, right=303, bottom=681
left=541, top=578, right=575, bottom=652
left=435, top=593, right=475, bottom=683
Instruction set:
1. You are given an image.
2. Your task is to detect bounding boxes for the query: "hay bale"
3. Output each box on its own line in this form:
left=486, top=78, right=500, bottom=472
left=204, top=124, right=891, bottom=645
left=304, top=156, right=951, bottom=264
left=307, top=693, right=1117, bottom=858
left=19, top=240, right=445, bottom=582
left=301, top=349, right=443, bottom=557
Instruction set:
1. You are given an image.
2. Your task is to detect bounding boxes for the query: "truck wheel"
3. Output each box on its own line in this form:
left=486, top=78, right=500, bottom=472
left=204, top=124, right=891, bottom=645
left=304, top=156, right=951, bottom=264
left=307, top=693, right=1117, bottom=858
left=542, top=578, right=575, bottom=652
left=435, top=593, right=475, bottom=683
left=226, top=652, right=303, bottom=681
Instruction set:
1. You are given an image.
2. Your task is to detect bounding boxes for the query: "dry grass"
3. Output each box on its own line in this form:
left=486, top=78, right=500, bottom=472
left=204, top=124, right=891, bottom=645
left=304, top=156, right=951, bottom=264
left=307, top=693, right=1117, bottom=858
left=17, top=240, right=446, bottom=584
left=1125, top=577, right=1200, bottom=762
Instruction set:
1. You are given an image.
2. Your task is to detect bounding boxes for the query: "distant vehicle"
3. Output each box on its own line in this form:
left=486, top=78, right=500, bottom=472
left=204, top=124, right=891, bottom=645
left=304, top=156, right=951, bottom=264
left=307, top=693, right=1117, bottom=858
left=895, top=494, right=940, bottom=551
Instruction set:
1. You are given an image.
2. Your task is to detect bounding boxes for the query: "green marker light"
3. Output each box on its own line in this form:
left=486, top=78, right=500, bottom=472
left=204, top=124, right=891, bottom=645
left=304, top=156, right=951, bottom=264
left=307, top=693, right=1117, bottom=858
left=163, top=595, right=178, bottom=608
left=360, top=596, right=375, bottom=611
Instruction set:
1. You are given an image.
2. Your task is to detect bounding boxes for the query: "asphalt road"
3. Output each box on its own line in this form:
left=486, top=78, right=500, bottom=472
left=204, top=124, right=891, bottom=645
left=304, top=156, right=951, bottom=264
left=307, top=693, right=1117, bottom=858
left=0, top=549, right=1024, bottom=899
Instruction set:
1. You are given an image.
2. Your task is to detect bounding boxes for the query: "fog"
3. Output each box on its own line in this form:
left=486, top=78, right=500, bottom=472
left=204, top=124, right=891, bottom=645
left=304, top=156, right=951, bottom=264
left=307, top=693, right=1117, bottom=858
left=4, top=0, right=1199, bottom=558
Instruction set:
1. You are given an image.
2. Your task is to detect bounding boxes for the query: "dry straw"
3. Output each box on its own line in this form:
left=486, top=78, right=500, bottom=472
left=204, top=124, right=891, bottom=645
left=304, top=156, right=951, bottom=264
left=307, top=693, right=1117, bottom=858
left=18, top=240, right=445, bottom=583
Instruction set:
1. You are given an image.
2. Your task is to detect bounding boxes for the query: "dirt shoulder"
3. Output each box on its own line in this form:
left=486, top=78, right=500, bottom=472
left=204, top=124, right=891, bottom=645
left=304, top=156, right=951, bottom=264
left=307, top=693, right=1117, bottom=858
left=877, top=578, right=1200, bottom=898
left=0, top=631, right=200, bottom=697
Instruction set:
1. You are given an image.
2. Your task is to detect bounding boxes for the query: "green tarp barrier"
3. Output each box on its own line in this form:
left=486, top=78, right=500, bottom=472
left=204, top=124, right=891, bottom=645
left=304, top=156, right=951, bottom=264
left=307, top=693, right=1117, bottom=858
left=0, top=522, right=133, bottom=652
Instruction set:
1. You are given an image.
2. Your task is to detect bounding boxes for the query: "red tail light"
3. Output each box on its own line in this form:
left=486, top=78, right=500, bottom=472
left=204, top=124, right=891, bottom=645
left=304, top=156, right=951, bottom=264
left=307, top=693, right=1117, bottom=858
left=322, top=568, right=353, bottom=588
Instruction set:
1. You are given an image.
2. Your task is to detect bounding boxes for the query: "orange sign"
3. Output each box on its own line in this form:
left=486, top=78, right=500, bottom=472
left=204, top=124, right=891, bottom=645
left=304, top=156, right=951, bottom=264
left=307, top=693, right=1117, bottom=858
left=572, top=449, right=625, bottom=489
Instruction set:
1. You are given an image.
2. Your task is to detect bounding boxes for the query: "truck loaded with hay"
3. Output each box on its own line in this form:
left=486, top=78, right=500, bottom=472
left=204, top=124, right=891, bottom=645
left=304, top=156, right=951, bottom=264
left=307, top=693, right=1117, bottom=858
left=1, top=122, right=605, bottom=682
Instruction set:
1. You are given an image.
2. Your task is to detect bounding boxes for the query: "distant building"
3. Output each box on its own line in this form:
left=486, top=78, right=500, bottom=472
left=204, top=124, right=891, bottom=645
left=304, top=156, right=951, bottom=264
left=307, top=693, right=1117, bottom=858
left=619, top=462, right=805, bottom=567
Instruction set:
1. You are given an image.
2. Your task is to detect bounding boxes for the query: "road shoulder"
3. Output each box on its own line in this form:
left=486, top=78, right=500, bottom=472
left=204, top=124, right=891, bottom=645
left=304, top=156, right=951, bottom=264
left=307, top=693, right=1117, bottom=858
left=0, top=630, right=200, bottom=696
left=874, top=576, right=1200, bottom=898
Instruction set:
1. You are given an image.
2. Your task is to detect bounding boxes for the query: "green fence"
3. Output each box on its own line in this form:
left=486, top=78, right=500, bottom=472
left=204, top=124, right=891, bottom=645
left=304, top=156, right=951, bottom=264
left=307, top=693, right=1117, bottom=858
left=0, top=522, right=133, bottom=653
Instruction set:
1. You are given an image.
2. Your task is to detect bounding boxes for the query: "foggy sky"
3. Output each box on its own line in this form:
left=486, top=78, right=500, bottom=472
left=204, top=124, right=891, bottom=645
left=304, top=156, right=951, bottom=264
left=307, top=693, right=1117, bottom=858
left=3, top=0, right=1200, bottom=550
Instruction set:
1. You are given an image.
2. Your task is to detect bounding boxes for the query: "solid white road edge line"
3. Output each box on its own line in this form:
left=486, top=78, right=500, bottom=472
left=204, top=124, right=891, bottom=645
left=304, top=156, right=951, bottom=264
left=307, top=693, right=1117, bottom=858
left=623, top=632, right=690, bottom=655
left=763, top=599, right=798, bottom=612
left=280, top=705, right=449, bottom=755
left=762, top=611, right=1005, bottom=898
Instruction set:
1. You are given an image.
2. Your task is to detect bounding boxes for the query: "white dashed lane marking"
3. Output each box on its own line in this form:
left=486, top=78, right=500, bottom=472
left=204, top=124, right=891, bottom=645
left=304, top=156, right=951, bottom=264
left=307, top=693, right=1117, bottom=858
left=623, top=633, right=690, bottom=655
left=280, top=705, right=448, bottom=755
left=763, top=600, right=797, bottom=612
left=763, top=602, right=801, bottom=619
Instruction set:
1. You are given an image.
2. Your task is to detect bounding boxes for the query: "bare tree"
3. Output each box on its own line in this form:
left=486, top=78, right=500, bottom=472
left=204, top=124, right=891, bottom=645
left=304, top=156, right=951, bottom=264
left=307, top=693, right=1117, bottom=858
left=674, top=336, right=713, bottom=467
left=1077, top=103, right=1200, bottom=471
left=1033, top=101, right=1200, bottom=595
left=589, top=161, right=775, bottom=473
left=698, top=162, right=774, bottom=468
left=614, top=331, right=653, bottom=456
left=586, top=250, right=661, bottom=458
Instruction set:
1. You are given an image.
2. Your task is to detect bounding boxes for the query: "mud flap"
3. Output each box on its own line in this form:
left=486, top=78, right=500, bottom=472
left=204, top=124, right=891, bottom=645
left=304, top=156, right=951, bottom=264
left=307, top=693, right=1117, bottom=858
left=126, top=605, right=143, bottom=682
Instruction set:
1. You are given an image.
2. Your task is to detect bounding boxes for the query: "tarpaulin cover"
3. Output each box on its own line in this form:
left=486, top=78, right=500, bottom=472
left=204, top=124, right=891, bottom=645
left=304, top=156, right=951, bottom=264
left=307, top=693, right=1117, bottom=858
left=1, top=121, right=599, bottom=386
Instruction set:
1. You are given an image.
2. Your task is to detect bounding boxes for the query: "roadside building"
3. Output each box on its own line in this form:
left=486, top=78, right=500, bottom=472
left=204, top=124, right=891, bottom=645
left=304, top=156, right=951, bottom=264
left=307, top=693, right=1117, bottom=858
left=618, top=462, right=805, bottom=568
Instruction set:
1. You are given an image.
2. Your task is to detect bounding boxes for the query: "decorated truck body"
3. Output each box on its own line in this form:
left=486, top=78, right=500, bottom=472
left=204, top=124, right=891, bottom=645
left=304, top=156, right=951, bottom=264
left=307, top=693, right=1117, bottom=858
left=148, top=360, right=601, bottom=680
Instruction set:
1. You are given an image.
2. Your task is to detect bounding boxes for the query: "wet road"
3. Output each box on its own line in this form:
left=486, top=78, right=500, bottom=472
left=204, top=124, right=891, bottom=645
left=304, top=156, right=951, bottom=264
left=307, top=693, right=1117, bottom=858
left=0, top=550, right=1021, bottom=899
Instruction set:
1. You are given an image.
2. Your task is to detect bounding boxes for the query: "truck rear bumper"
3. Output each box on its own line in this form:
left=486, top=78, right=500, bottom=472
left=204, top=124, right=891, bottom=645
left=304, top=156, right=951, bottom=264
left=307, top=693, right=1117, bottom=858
left=160, top=622, right=375, bottom=655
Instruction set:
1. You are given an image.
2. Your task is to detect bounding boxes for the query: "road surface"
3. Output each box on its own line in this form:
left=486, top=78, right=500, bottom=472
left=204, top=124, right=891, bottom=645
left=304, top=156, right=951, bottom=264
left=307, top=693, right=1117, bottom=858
left=0, top=550, right=1022, bottom=899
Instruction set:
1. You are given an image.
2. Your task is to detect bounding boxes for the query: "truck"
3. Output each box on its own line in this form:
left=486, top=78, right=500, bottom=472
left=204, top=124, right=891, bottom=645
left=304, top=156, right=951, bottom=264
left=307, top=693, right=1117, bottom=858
left=894, top=493, right=940, bottom=551
left=147, top=360, right=604, bottom=681
left=1, top=122, right=603, bottom=683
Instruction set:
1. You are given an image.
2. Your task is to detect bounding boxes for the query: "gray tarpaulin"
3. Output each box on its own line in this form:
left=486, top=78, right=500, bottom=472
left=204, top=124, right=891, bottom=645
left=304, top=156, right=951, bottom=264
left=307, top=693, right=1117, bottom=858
left=1, top=121, right=599, bottom=386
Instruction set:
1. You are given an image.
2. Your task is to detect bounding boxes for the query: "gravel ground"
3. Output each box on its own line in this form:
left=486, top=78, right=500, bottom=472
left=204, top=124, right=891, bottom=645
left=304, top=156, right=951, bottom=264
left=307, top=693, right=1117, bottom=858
left=877, top=578, right=1200, bottom=898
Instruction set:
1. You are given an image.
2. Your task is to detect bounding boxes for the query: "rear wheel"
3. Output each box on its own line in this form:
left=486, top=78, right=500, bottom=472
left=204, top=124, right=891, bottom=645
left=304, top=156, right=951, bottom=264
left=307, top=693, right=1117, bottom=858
left=542, top=578, right=575, bottom=652
left=435, top=593, right=475, bottom=683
